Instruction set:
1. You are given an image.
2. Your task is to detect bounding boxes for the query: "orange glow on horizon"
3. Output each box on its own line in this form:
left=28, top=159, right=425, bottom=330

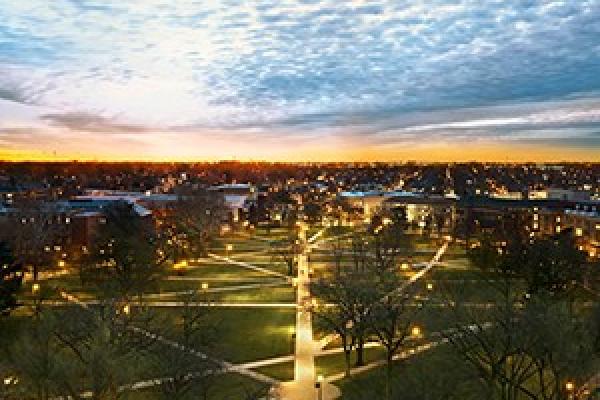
left=1, top=141, right=599, bottom=163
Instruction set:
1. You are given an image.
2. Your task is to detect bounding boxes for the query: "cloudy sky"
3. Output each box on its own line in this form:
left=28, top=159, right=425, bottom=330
left=1, top=0, right=600, bottom=161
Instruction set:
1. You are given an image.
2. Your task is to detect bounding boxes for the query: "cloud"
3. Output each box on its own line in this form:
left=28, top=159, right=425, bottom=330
left=41, top=112, right=148, bottom=133
left=0, top=0, right=600, bottom=155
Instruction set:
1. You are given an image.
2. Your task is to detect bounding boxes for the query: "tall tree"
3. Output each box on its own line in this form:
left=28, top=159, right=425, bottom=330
left=159, top=189, right=225, bottom=265
left=150, top=291, right=221, bottom=400
left=270, top=231, right=301, bottom=276
left=0, top=242, right=23, bottom=316
left=6, top=198, right=66, bottom=281
left=80, top=201, right=165, bottom=300
left=368, top=278, right=421, bottom=400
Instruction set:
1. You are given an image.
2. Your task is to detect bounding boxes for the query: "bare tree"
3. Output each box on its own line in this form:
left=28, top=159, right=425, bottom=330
left=5, top=198, right=67, bottom=281
left=79, top=201, right=166, bottom=301
left=150, top=290, right=221, bottom=400
left=0, top=241, right=23, bottom=316
left=160, top=189, right=226, bottom=264
left=270, top=231, right=301, bottom=276
left=368, top=279, right=421, bottom=400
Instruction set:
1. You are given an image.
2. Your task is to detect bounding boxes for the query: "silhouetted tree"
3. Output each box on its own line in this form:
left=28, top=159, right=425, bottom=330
left=0, top=242, right=23, bottom=316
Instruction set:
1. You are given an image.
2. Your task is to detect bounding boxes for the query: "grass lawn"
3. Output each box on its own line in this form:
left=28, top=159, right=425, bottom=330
left=207, top=285, right=295, bottom=303
left=337, top=346, right=476, bottom=400
left=124, top=373, right=268, bottom=400
left=154, top=307, right=296, bottom=364
left=254, top=361, right=295, bottom=382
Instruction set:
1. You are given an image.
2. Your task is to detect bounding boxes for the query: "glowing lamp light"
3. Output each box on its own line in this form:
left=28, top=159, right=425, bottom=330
left=411, top=326, right=422, bottom=338
left=226, top=244, right=233, bottom=252
left=32, top=283, right=40, bottom=294
left=317, top=375, right=324, bottom=383
left=201, top=282, right=209, bottom=291
left=3, top=376, right=16, bottom=385
left=426, top=283, right=434, bottom=291
left=565, top=381, right=575, bottom=392
left=57, top=260, right=66, bottom=268
left=401, top=263, right=410, bottom=270
left=123, top=304, right=130, bottom=315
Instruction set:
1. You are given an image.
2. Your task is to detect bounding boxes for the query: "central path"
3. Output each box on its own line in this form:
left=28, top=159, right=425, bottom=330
left=280, top=224, right=339, bottom=400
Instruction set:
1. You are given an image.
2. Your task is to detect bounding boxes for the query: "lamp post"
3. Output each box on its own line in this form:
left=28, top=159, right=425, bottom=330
left=565, top=381, right=576, bottom=400
left=411, top=326, right=422, bottom=339
left=315, top=375, right=324, bottom=400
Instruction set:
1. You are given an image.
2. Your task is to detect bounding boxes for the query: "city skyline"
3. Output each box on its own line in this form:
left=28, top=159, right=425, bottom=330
left=1, top=1, right=600, bottom=162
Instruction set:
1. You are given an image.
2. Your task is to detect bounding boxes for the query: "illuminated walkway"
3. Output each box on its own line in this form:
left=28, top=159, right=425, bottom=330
left=280, top=225, right=340, bottom=400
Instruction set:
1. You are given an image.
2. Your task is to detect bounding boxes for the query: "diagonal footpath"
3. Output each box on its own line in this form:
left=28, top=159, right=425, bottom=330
left=58, top=291, right=280, bottom=387
left=207, top=253, right=290, bottom=280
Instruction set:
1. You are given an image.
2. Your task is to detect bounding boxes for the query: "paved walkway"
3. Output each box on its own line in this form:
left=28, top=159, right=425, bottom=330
left=142, top=281, right=288, bottom=299
left=58, top=291, right=280, bottom=387
left=207, top=253, right=290, bottom=279
left=280, top=226, right=340, bottom=400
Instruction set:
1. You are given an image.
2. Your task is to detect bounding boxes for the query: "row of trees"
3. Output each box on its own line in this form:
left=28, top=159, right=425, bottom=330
left=443, top=229, right=600, bottom=400
left=311, top=209, right=600, bottom=400
left=312, top=216, right=419, bottom=400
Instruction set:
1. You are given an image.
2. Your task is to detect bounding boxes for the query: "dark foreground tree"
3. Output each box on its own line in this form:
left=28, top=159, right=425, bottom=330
left=443, top=230, right=600, bottom=400
left=79, top=201, right=166, bottom=300
left=0, top=242, right=23, bottom=316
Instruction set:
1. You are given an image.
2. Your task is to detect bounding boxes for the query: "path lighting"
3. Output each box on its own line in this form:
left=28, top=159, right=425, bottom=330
left=32, top=283, right=40, bottom=294
left=426, top=282, right=434, bottom=291
left=3, top=376, right=17, bottom=386
left=316, top=375, right=324, bottom=400
left=565, top=381, right=575, bottom=392
left=123, top=304, right=130, bottom=315
left=411, top=326, right=422, bottom=338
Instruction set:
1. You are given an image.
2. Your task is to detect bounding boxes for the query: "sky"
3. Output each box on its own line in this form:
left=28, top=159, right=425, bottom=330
left=1, top=0, right=600, bottom=162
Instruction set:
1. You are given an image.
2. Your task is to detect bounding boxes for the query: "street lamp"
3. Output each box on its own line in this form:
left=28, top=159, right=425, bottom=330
left=565, top=381, right=576, bottom=399
left=411, top=326, right=422, bottom=338
left=316, top=375, right=324, bottom=400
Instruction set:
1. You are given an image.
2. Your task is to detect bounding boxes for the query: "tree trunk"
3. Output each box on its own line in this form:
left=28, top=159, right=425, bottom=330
left=386, top=354, right=393, bottom=400
left=344, top=348, right=352, bottom=378
left=355, top=337, right=365, bottom=366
